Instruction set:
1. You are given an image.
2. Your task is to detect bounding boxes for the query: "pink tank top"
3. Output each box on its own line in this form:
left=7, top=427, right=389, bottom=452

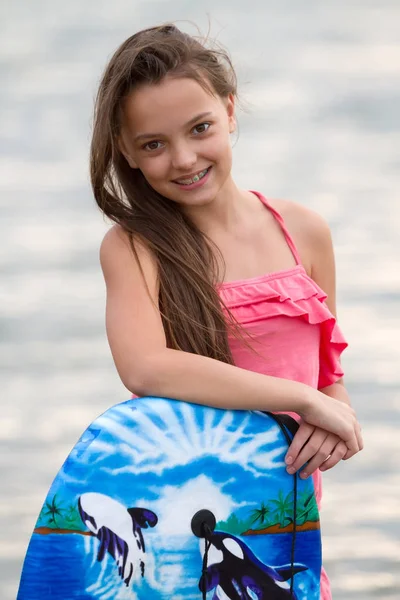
left=217, top=191, right=347, bottom=600
left=217, top=191, right=347, bottom=392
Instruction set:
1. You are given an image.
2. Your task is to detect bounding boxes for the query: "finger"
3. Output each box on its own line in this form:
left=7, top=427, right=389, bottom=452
left=319, top=442, right=347, bottom=472
left=356, top=421, right=364, bottom=451
left=298, top=435, right=340, bottom=478
left=286, top=429, right=329, bottom=475
left=285, top=423, right=315, bottom=466
left=343, top=441, right=362, bottom=460
left=343, top=426, right=360, bottom=458
left=343, top=425, right=363, bottom=460
left=344, top=446, right=356, bottom=460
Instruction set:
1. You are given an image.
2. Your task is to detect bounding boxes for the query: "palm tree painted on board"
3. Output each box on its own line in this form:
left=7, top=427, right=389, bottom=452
left=40, top=494, right=65, bottom=528
left=296, top=490, right=319, bottom=525
left=63, top=502, right=85, bottom=530
left=250, top=502, right=272, bottom=528
left=270, top=490, right=294, bottom=527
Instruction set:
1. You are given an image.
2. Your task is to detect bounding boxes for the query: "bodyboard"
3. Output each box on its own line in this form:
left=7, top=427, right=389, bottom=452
left=17, top=396, right=322, bottom=599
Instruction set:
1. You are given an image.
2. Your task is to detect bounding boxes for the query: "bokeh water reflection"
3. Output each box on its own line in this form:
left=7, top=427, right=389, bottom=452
left=1, top=1, right=399, bottom=598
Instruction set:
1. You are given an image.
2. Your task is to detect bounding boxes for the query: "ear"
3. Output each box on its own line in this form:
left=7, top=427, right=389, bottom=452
left=118, top=133, right=138, bottom=169
left=226, top=93, right=236, bottom=134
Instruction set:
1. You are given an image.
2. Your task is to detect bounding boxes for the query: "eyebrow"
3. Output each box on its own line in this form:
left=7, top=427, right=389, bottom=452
left=133, top=111, right=214, bottom=143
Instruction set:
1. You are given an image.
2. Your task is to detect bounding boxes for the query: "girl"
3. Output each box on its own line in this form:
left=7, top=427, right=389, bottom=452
left=92, top=23, right=363, bottom=598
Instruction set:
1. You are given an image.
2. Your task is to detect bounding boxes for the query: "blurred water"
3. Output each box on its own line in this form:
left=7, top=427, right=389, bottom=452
left=1, top=1, right=400, bottom=598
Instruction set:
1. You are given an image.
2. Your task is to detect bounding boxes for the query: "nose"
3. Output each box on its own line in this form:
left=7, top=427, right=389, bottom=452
left=170, top=141, right=197, bottom=172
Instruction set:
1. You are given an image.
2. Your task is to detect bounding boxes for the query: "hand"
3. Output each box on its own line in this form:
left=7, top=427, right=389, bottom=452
left=299, top=389, right=363, bottom=458
left=285, top=422, right=348, bottom=479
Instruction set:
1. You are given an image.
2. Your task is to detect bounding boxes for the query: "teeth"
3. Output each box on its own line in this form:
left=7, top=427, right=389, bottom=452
left=176, top=168, right=208, bottom=185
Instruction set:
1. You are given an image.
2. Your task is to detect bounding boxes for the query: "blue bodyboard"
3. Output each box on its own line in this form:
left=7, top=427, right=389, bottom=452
left=17, top=397, right=322, bottom=599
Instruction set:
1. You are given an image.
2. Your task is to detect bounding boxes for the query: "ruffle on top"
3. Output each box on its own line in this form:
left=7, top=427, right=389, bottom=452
left=218, top=265, right=348, bottom=389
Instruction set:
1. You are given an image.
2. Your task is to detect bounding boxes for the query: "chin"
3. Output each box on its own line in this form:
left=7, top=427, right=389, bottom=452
left=178, top=190, right=218, bottom=207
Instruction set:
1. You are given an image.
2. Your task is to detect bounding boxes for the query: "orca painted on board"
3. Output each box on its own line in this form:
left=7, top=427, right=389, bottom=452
left=200, top=530, right=308, bottom=599
left=78, top=492, right=157, bottom=586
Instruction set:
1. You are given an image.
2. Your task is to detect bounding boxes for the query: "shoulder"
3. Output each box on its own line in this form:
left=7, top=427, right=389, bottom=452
left=267, top=198, right=336, bottom=284
left=270, top=199, right=338, bottom=311
left=100, top=224, right=159, bottom=287
left=100, top=224, right=155, bottom=262
left=269, top=198, right=334, bottom=266
left=100, top=223, right=130, bottom=256
left=269, top=198, right=332, bottom=245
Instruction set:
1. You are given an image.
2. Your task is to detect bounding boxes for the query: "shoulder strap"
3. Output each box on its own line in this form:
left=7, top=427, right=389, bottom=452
left=250, top=191, right=302, bottom=266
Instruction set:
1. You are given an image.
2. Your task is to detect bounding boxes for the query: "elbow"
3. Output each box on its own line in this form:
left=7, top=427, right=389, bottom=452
left=122, top=353, right=165, bottom=398
left=123, top=372, right=151, bottom=398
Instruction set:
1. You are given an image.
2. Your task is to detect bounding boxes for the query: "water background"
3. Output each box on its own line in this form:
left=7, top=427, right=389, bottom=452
left=1, top=1, right=400, bottom=598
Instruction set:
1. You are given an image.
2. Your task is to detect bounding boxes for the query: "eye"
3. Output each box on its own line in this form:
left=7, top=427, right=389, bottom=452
left=143, top=140, right=163, bottom=152
left=192, top=122, right=211, bottom=135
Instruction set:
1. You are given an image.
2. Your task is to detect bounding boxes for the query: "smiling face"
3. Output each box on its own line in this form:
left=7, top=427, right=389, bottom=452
left=119, top=76, right=236, bottom=208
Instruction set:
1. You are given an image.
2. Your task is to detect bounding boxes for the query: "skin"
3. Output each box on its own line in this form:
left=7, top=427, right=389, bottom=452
left=280, top=205, right=352, bottom=478
left=119, top=76, right=259, bottom=236
left=118, top=75, right=362, bottom=478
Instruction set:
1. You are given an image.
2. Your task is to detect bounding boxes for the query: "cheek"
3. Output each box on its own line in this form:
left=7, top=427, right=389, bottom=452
left=201, top=133, right=232, bottom=166
left=139, top=156, right=169, bottom=181
left=211, top=135, right=232, bottom=169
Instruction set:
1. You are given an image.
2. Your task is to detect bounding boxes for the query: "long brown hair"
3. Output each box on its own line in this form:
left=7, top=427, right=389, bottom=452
left=90, top=23, right=259, bottom=363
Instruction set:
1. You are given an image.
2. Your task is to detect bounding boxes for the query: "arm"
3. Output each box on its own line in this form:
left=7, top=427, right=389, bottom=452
left=311, top=219, right=352, bottom=406
left=101, top=226, right=306, bottom=413
left=279, top=199, right=352, bottom=406
left=100, top=225, right=361, bottom=451
left=285, top=209, right=362, bottom=474
left=320, top=380, right=351, bottom=406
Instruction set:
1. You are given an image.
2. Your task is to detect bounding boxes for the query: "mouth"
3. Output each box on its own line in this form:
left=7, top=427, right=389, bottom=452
left=172, top=167, right=211, bottom=187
